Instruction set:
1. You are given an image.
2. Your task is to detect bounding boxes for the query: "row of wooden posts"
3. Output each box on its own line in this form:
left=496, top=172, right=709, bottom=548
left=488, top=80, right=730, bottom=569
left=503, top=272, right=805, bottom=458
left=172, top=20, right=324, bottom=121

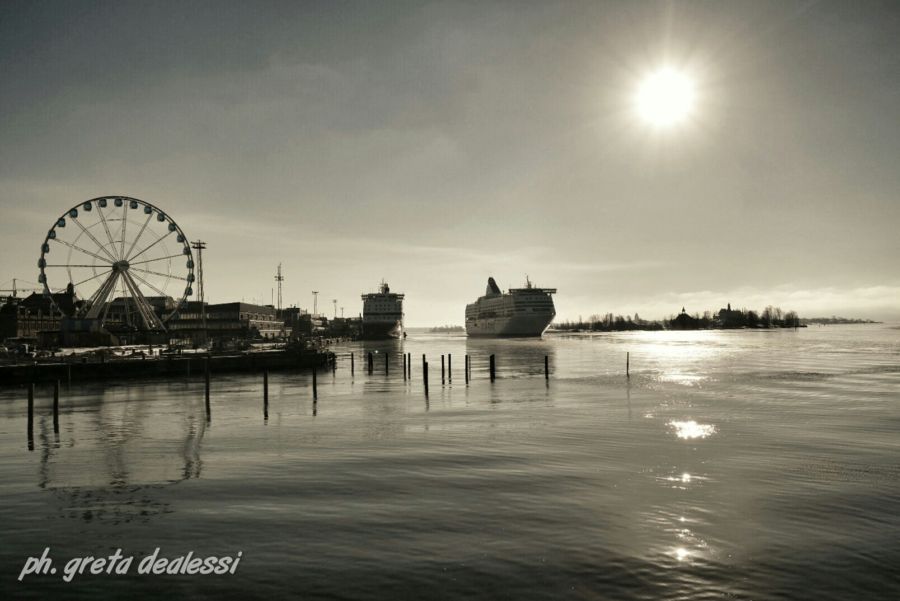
left=356, top=352, right=520, bottom=390
left=202, top=351, right=556, bottom=415
left=26, top=352, right=632, bottom=437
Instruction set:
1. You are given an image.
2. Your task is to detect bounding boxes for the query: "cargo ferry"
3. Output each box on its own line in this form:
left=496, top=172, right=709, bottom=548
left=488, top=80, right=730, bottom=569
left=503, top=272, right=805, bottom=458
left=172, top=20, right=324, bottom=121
left=361, top=281, right=404, bottom=339
left=465, top=277, right=556, bottom=337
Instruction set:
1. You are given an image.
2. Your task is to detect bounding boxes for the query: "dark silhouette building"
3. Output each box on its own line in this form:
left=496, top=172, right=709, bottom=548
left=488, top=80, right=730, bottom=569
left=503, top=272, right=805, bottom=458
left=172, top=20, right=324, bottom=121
left=669, top=307, right=700, bottom=330
left=0, top=288, right=77, bottom=341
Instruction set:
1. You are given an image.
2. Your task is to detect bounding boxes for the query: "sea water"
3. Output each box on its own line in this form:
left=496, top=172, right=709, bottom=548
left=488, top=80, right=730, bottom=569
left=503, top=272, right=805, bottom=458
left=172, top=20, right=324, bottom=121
left=1, top=324, right=898, bottom=600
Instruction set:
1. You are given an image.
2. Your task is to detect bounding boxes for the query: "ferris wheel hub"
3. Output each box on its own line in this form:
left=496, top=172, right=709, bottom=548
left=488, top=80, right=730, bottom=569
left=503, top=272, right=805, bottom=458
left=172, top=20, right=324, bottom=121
left=112, top=260, right=130, bottom=273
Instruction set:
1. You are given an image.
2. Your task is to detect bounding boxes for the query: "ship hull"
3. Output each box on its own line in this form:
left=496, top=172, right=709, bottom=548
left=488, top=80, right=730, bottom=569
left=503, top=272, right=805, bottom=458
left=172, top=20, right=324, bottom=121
left=361, top=320, right=403, bottom=340
left=465, top=313, right=554, bottom=337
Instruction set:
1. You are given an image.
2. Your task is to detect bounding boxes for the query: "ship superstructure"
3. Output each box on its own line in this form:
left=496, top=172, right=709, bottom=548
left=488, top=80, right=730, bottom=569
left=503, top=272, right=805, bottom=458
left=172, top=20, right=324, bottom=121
left=361, top=281, right=404, bottom=339
left=465, top=277, right=556, bottom=337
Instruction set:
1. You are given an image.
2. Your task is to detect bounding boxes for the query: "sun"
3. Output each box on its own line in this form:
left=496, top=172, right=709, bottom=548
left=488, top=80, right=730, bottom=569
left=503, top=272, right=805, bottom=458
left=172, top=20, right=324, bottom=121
left=635, top=68, right=695, bottom=127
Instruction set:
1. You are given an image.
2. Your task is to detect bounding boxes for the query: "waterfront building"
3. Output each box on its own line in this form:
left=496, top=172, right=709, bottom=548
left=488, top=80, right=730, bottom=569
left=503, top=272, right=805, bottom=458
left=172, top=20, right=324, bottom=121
left=0, top=289, right=76, bottom=342
left=169, top=301, right=285, bottom=344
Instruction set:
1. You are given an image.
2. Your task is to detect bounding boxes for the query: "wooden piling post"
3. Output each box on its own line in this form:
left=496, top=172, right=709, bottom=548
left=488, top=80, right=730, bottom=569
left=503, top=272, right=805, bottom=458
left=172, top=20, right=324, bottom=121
left=263, top=369, right=269, bottom=420
left=424, top=361, right=429, bottom=397
left=441, top=355, right=445, bottom=385
left=626, top=352, right=630, bottom=378
left=351, top=352, right=355, bottom=375
left=368, top=352, right=374, bottom=374
left=53, top=380, right=60, bottom=432
left=204, top=357, right=211, bottom=405
left=385, top=353, right=389, bottom=376
left=448, top=353, right=452, bottom=382
left=403, top=353, right=407, bottom=381
left=544, top=355, right=549, bottom=380
left=27, top=382, right=34, bottom=433
left=465, top=355, right=469, bottom=384
left=312, top=367, right=318, bottom=400
left=422, top=354, right=426, bottom=378
left=489, top=354, right=496, bottom=382
left=407, top=353, right=411, bottom=378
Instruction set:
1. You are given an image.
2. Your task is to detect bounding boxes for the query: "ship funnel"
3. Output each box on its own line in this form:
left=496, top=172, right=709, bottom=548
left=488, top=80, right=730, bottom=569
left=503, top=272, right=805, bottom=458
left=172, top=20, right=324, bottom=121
left=486, top=277, right=501, bottom=296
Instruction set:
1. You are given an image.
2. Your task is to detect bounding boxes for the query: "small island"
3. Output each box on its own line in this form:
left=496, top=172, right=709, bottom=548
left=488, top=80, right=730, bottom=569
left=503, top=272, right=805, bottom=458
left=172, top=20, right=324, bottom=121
left=555, top=303, right=806, bottom=332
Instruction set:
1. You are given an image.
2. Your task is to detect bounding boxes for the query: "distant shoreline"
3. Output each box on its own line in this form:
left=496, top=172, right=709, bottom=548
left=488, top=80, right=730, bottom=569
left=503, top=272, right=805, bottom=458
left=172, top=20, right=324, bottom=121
left=428, top=325, right=465, bottom=333
left=800, top=317, right=881, bottom=325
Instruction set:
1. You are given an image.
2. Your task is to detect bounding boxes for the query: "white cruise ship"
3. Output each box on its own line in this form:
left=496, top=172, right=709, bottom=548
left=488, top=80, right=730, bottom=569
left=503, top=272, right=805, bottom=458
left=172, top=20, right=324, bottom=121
left=465, top=277, right=557, bottom=337
left=361, top=281, right=404, bottom=339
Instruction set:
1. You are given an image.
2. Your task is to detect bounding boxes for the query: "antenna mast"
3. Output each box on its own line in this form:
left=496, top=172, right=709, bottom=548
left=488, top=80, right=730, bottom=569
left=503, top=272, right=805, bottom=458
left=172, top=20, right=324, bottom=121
left=191, top=240, right=207, bottom=344
left=275, top=263, right=284, bottom=312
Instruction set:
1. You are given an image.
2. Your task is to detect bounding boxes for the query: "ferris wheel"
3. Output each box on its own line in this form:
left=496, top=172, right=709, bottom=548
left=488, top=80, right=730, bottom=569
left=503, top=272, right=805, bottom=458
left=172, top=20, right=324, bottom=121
left=37, top=196, right=195, bottom=330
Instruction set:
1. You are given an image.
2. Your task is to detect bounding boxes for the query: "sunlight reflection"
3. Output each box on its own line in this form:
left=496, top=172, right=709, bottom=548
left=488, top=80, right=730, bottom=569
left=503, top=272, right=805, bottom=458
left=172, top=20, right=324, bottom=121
left=627, top=330, right=728, bottom=386
left=669, top=420, right=716, bottom=439
left=631, top=330, right=727, bottom=359
left=674, top=547, right=690, bottom=561
left=662, top=472, right=694, bottom=488
left=658, top=371, right=706, bottom=386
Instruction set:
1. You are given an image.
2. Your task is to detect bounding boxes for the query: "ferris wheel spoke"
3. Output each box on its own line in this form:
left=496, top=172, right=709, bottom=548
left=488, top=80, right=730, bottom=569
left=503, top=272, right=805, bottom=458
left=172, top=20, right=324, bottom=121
left=131, top=265, right=185, bottom=281
left=51, top=238, right=114, bottom=264
left=44, top=264, right=104, bottom=268
left=124, top=212, right=153, bottom=261
left=72, top=216, right=118, bottom=262
left=72, top=268, right=113, bottom=289
left=95, top=204, right=119, bottom=260
left=128, top=230, right=173, bottom=263
left=119, top=202, right=128, bottom=260
left=129, top=269, right=171, bottom=298
left=129, top=253, right=183, bottom=266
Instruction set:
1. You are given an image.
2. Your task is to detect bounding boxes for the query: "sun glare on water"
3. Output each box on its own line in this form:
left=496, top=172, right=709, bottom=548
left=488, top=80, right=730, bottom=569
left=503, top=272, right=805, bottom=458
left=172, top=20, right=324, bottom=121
left=669, top=420, right=716, bottom=440
left=636, top=68, right=696, bottom=127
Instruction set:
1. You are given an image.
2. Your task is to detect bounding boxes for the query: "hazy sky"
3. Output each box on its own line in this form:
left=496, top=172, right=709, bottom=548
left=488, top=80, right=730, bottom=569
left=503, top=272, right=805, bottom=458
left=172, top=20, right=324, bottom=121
left=2, top=0, right=898, bottom=324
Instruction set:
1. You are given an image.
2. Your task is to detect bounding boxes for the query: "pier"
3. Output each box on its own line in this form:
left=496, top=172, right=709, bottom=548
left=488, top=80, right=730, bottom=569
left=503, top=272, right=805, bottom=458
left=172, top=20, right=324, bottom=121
left=0, top=347, right=333, bottom=386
